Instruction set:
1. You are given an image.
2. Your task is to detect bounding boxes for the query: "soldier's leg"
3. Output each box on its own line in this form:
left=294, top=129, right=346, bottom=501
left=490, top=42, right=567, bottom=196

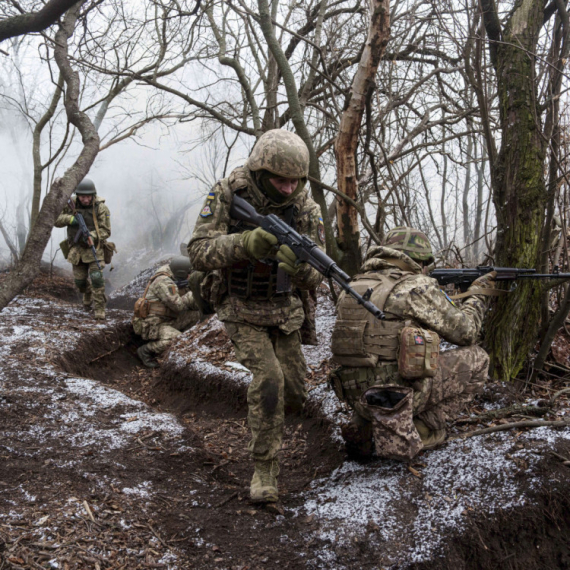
left=170, top=309, right=200, bottom=333
left=225, top=322, right=283, bottom=503
left=274, top=329, right=307, bottom=415
left=88, top=261, right=106, bottom=320
left=146, top=325, right=181, bottom=355
left=414, top=345, right=489, bottom=432
left=72, top=263, right=91, bottom=309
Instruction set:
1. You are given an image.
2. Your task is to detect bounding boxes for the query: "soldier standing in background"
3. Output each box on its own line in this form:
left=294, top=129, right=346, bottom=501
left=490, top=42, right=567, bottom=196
left=188, top=129, right=325, bottom=504
left=55, top=178, right=110, bottom=320
left=133, top=256, right=199, bottom=368
left=329, top=228, right=496, bottom=460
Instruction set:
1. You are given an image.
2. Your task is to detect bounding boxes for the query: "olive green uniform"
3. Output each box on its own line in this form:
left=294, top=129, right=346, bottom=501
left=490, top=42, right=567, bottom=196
left=188, top=166, right=324, bottom=461
left=331, top=246, right=491, bottom=457
left=55, top=196, right=110, bottom=314
left=133, top=265, right=199, bottom=354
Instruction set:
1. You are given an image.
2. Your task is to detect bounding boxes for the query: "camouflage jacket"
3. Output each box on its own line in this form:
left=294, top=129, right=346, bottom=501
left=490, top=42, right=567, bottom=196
left=363, top=246, right=489, bottom=346
left=132, top=265, right=197, bottom=334
left=55, top=197, right=111, bottom=264
left=187, top=166, right=324, bottom=331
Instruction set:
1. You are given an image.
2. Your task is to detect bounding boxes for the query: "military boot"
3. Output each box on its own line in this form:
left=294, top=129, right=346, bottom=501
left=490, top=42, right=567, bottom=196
left=137, top=345, right=159, bottom=369
left=250, top=458, right=279, bottom=503
left=341, top=413, right=373, bottom=459
left=413, top=418, right=446, bottom=449
left=92, top=286, right=106, bottom=320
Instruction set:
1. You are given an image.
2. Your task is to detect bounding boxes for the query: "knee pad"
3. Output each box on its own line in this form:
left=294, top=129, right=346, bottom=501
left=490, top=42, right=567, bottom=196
left=74, top=279, right=88, bottom=293
left=89, top=270, right=105, bottom=289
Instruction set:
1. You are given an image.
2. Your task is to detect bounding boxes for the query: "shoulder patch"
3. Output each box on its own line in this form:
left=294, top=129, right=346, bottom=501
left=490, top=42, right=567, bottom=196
left=169, top=284, right=178, bottom=295
left=200, top=204, right=213, bottom=218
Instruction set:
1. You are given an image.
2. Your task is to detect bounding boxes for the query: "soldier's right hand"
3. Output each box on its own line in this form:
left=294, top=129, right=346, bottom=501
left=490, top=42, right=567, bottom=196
left=241, top=228, right=278, bottom=260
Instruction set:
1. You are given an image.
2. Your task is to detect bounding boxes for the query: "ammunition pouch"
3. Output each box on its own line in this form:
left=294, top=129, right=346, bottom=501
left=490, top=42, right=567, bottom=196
left=227, top=259, right=281, bottom=301
left=103, top=241, right=117, bottom=264
left=360, top=384, right=423, bottom=461
left=398, top=326, right=439, bottom=380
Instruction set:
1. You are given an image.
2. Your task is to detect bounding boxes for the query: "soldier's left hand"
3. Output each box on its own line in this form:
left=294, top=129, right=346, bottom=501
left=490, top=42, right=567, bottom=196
left=276, top=245, right=301, bottom=276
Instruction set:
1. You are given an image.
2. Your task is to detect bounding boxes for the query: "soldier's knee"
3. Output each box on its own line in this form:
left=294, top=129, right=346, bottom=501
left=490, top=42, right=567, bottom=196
left=74, top=279, right=88, bottom=292
left=89, top=270, right=105, bottom=289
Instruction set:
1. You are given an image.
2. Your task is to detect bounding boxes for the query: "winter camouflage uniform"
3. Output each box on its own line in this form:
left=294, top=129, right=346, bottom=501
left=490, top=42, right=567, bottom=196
left=188, top=130, right=324, bottom=496
left=55, top=196, right=110, bottom=316
left=330, top=242, right=492, bottom=460
left=132, top=265, right=199, bottom=354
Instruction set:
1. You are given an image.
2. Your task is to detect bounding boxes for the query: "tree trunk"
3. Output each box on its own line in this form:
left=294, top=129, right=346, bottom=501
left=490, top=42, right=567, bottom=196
left=482, top=0, right=548, bottom=381
left=334, top=0, right=390, bottom=275
left=0, top=1, right=100, bottom=311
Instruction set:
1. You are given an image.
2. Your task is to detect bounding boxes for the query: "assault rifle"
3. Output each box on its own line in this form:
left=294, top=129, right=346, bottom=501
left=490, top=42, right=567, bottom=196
left=67, top=198, right=102, bottom=271
left=230, top=194, right=385, bottom=320
left=430, top=266, right=570, bottom=292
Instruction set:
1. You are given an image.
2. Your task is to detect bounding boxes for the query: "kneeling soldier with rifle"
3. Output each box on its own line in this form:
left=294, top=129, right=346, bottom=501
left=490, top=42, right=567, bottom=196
left=329, top=227, right=496, bottom=461
left=55, top=178, right=110, bottom=320
left=133, top=256, right=200, bottom=368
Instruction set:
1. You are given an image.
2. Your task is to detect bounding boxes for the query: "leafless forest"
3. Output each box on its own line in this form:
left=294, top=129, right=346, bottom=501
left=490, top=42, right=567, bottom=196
left=1, top=0, right=570, bottom=379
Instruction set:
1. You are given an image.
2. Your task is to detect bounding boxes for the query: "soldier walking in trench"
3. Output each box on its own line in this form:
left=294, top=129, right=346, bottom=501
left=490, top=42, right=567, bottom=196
left=55, top=178, right=110, bottom=320
left=329, top=228, right=496, bottom=460
left=188, top=129, right=325, bottom=503
left=133, top=256, right=200, bottom=368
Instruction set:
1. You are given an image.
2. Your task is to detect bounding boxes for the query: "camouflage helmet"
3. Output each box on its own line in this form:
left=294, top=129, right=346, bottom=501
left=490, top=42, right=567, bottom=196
left=384, top=226, right=434, bottom=263
left=169, top=256, right=192, bottom=280
left=246, top=129, right=310, bottom=178
left=75, top=178, right=96, bottom=195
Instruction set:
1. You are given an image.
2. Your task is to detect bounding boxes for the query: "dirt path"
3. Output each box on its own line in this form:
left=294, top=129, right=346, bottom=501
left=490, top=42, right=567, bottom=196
left=1, top=277, right=570, bottom=569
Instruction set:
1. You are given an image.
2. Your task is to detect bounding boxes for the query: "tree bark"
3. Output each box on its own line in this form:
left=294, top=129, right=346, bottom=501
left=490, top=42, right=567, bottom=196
left=334, top=0, right=390, bottom=275
left=0, top=1, right=100, bottom=311
left=482, top=0, right=548, bottom=381
left=0, top=0, right=80, bottom=42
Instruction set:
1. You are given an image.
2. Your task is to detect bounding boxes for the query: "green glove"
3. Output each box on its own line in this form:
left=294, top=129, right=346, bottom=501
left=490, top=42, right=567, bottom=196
left=69, top=216, right=78, bottom=226
left=241, top=228, right=278, bottom=260
left=276, top=244, right=301, bottom=276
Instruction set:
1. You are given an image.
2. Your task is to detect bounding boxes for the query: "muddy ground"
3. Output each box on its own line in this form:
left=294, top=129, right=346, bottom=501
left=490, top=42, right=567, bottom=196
left=1, top=270, right=570, bottom=570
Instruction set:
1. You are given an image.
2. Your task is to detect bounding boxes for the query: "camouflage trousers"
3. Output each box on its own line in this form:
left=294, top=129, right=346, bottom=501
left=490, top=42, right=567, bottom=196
left=334, top=345, right=490, bottom=432
left=224, top=321, right=307, bottom=461
left=72, top=261, right=106, bottom=311
left=135, top=310, right=199, bottom=355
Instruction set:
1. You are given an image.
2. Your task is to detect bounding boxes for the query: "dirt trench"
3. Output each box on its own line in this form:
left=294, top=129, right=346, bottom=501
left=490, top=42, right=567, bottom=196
left=48, top=318, right=570, bottom=569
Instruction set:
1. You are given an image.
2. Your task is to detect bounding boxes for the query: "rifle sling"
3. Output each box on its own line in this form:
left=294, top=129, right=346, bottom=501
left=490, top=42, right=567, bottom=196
left=449, top=287, right=508, bottom=300
left=92, top=201, right=102, bottom=244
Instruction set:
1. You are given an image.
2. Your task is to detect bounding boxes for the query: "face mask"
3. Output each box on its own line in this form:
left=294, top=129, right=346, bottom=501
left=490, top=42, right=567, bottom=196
left=255, top=170, right=306, bottom=204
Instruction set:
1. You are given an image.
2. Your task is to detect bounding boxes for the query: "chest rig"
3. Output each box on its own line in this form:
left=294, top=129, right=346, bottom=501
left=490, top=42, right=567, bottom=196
left=226, top=196, right=298, bottom=301
left=67, top=200, right=99, bottom=244
left=331, top=268, right=415, bottom=367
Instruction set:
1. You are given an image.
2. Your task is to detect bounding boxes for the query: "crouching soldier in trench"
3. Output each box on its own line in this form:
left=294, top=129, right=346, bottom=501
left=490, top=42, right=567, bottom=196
left=133, top=256, right=200, bottom=368
left=188, top=129, right=324, bottom=504
left=55, top=178, right=111, bottom=320
left=329, top=227, right=496, bottom=461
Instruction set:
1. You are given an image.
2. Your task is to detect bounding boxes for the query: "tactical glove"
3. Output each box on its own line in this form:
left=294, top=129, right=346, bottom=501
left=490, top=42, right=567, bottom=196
left=241, top=228, right=278, bottom=260
left=276, top=244, right=301, bottom=276
left=470, top=270, right=497, bottom=291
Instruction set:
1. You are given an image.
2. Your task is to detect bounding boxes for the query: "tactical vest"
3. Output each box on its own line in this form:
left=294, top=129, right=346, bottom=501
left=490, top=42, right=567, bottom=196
left=67, top=200, right=99, bottom=244
left=224, top=176, right=298, bottom=301
left=331, top=269, right=415, bottom=367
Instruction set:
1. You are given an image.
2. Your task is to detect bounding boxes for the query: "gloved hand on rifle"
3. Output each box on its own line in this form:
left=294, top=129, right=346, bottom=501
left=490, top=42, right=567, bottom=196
left=241, top=228, right=278, bottom=260
left=276, top=244, right=302, bottom=276
left=469, top=270, right=497, bottom=291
